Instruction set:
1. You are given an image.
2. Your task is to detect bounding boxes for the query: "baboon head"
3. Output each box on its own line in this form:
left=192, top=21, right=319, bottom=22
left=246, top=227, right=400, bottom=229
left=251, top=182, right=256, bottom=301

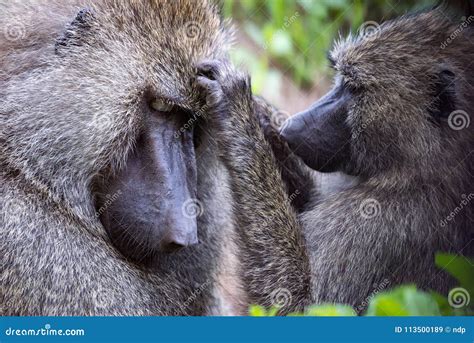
left=281, top=5, right=473, bottom=179
left=0, top=0, right=231, bottom=262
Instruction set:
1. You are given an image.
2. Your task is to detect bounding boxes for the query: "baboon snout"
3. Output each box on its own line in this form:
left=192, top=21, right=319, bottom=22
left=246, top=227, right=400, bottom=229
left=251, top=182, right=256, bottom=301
left=158, top=211, right=199, bottom=253
left=159, top=225, right=199, bottom=253
left=280, top=84, right=352, bottom=173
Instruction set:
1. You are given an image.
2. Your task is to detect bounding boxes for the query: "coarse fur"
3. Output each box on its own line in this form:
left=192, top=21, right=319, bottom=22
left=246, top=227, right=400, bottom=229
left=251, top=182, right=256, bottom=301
left=198, top=5, right=474, bottom=314
left=0, top=0, right=235, bottom=315
left=304, top=6, right=474, bottom=308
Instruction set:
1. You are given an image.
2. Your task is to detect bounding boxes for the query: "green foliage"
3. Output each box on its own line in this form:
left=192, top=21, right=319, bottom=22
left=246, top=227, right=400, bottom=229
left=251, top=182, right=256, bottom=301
left=304, top=304, right=356, bottom=316
left=249, top=253, right=474, bottom=316
left=435, top=253, right=474, bottom=297
left=225, top=0, right=435, bottom=92
left=365, top=286, right=441, bottom=316
left=433, top=253, right=474, bottom=316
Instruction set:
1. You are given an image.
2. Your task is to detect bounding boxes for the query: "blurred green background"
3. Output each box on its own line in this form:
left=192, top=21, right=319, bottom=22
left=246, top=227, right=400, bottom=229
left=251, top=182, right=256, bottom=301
left=224, top=0, right=435, bottom=112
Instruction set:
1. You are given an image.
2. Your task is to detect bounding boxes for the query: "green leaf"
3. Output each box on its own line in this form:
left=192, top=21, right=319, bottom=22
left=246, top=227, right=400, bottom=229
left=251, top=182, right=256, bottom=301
left=244, top=22, right=265, bottom=47
left=403, top=287, right=441, bottom=315
left=222, top=0, right=234, bottom=18
left=431, top=291, right=455, bottom=316
left=266, top=0, right=286, bottom=26
left=435, top=253, right=474, bottom=296
left=305, top=304, right=356, bottom=316
left=366, top=295, right=410, bottom=316
left=266, top=306, right=280, bottom=316
left=248, top=305, right=268, bottom=317
left=366, top=286, right=441, bottom=316
left=269, top=30, right=293, bottom=56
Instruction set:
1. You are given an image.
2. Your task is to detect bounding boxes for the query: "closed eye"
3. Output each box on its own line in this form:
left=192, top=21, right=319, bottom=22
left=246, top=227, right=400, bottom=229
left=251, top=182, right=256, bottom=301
left=150, top=98, right=174, bottom=113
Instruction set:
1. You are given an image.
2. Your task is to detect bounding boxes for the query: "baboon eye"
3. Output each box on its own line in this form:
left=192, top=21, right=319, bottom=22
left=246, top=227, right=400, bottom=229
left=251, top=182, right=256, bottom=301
left=150, top=98, right=173, bottom=113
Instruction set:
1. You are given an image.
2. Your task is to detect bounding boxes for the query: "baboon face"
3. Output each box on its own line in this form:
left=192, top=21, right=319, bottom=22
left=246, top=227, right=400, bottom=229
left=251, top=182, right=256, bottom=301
left=281, top=9, right=473, bottom=177
left=97, top=98, right=200, bottom=258
left=1, top=1, right=229, bottom=262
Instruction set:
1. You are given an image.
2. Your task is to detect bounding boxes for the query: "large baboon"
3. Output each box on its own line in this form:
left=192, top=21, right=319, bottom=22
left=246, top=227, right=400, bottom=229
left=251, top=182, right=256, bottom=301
left=0, top=0, right=235, bottom=315
left=197, top=2, right=474, bottom=314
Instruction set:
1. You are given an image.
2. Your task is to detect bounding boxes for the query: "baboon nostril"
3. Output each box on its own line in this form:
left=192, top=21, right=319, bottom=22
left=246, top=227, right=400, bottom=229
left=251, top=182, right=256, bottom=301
left=161, top=241, right=186, bottom=253
left=159, top=233, right=198, bottom=253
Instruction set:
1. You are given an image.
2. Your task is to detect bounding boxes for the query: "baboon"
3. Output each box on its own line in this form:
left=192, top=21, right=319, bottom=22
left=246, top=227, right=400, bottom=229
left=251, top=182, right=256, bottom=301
left=1, top=0, right=235, bottom=315
left=197, top=2, right=474, bottom=314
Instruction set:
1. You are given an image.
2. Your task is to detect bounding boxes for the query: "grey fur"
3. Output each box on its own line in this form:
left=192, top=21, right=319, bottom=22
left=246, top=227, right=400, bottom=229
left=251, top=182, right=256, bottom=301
left=304, top=7, right=474, bottom=309
left=301, top=7, right=474, bottom=310
left=0, top=0, right=234, bottom=315
left=199, top=6, right=474, bottom=314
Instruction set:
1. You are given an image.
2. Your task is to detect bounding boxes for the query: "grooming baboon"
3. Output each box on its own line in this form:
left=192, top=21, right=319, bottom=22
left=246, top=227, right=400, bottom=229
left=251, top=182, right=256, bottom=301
left=1, top=0, right=235, bottom=315
left=197, top=2, right=474, bottom=313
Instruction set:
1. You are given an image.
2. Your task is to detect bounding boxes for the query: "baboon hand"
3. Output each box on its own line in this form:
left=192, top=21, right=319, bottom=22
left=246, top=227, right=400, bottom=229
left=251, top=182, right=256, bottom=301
left=196, top=60, right=252, bottom=127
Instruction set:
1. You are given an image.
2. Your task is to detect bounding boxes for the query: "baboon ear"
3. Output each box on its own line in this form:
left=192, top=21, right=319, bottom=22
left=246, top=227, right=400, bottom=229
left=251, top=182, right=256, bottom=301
left=55, top=8, right=95, bottom=55
left=430, top=69, right=457, bottom=120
